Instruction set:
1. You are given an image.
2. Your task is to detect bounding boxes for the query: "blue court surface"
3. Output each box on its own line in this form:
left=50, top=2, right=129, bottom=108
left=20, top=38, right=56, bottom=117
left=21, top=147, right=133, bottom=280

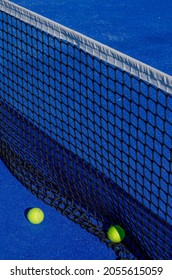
left=0, top=0, right=171, bottom=260
left=0, top=159, right=115, bottom=259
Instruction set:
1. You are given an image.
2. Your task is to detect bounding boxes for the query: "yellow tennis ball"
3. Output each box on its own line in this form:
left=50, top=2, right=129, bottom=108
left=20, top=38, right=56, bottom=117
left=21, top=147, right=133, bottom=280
left=27, top=208, right=44, bottom=224
left=107, top=225, right=125, bottom=243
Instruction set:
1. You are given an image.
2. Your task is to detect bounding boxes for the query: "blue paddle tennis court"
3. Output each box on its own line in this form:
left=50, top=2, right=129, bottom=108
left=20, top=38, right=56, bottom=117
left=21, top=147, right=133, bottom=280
left=0, top=0, right=172, bottom=260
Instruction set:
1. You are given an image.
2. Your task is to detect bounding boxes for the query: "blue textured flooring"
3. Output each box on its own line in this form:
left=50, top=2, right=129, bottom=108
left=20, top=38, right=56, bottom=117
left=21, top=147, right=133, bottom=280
left=0, top=0, right=171, bottom=260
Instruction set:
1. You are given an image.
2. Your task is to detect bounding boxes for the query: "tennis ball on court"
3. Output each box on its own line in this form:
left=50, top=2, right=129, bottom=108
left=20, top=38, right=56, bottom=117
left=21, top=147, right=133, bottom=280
left=27, top=208, right=44, bottom=224
left=107, top=225, right=125, bottom=243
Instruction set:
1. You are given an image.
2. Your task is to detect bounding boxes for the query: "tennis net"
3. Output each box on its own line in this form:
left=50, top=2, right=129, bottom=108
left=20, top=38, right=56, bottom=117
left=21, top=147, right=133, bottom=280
left=0, top=0, right=172, bottom=259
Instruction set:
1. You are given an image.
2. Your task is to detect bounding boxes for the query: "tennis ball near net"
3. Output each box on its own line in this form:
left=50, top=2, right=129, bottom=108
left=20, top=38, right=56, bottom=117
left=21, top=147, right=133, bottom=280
left=27, top=208, right=44, bottom=224
left=107, top=225, right=125, bottom=243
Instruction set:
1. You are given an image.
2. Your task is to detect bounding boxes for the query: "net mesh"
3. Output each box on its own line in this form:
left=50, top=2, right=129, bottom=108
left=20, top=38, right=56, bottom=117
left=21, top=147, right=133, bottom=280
left=0, top=3, right=172, bottom=260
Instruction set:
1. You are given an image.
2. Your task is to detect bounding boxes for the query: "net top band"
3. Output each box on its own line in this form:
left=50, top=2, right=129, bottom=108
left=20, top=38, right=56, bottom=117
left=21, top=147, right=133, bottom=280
left=1, top=0, right=172, bottom=94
